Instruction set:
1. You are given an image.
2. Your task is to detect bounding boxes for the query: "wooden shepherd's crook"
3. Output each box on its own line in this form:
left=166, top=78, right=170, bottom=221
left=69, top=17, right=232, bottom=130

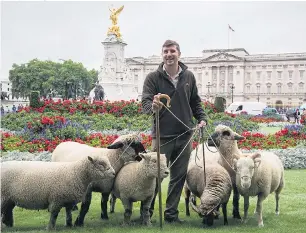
left=155, top=94, right=171, bottom=230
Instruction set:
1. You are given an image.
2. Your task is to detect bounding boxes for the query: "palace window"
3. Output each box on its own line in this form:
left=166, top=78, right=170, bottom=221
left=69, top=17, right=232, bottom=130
left=288, top=71, right=293, bottom=80
left=267, top=71, right=272, bottom=80
left=277, top=71, right=282, bottom=80
left=300, top=70, right=305, bottom=79
left=246, top=85, right=250, bottom=93
left=256, top=85, right=260, bottom=93
left=288, top=83, right=293, bottom=93
left=256, top=71, right=261, bottom=81
left=277, top=84, right=282, bottom=94
left=247, top=72, right=251, bottom=81
left=267, top=85, right=271, bottom=94
left=134, top=74, right=138, bottom=82
left=299, top=83, right=304, bottom=92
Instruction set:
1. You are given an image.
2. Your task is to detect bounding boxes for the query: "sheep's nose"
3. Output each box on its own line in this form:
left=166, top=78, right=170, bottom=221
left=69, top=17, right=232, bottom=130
left=164, top=170, right=170, bottom=175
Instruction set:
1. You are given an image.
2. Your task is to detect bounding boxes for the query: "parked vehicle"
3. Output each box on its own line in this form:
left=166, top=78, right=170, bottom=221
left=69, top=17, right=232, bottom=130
left=262, top=107, right=279, bottom=115
left=225, top=102, right=267, bottom=116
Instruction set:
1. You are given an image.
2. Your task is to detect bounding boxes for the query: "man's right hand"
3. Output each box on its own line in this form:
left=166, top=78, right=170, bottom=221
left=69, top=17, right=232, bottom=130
left=152, top=93, right=163, bottom=112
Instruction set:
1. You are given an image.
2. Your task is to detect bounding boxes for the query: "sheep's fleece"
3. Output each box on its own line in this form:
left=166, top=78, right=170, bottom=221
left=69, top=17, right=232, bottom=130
left=1, top=155, right=115, bottom=230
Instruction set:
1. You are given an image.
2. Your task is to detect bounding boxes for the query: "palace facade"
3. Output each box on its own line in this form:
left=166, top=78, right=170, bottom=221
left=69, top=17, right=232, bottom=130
left=126, top=48, right=306, bottom=109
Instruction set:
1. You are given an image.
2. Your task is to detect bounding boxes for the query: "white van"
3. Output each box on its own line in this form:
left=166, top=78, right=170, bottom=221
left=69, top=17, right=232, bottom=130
left=225, top=102, right=267, bottom=115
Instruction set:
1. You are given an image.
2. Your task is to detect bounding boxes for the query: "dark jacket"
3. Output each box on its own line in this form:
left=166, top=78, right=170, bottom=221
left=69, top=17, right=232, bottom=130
left=141, top=61, right=207, bottom=138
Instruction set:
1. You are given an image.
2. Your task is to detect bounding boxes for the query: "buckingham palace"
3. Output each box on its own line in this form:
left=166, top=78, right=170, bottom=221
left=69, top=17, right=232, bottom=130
left=126, top=48, right=306, bottom=109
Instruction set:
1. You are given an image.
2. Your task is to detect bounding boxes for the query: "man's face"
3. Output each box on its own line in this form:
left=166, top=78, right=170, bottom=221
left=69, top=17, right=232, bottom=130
left=162, top=45, right=181, bottom=66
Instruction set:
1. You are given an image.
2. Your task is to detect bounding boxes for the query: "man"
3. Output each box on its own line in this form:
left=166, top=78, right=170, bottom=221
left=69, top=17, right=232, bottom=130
left=141, top=39, right=207, bottom=223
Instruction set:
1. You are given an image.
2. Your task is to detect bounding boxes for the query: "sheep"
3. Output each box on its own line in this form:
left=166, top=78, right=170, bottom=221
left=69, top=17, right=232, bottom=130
left=51, top=133, right=146, bottom=226
left=112, top=152, right=169, bottom=226
left=233, top=152, right=284, bottom=227
left=206, top=124, right=245, bottom=219
left=1, top=155, right=115, bottom=230
left=184, top=149, right=232, bottom=226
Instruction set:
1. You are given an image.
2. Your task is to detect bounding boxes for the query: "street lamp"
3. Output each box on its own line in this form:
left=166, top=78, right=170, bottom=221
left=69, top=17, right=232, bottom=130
left=206, top=81, right=212, bottom=101
left=229, top=83, right=235, bottom=103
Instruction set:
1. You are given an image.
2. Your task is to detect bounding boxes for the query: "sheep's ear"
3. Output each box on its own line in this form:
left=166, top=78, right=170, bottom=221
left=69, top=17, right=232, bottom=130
left=131, top=141, right=146, bottom=154
left=139, top=153, right=150, bottom=160
left=107, top=141, right=124, bottom=149
left=251, top=152, right=261, bottom=159
left=88, top=156, right=94, bottom=163
left=254, top=158, right=261, bottom=168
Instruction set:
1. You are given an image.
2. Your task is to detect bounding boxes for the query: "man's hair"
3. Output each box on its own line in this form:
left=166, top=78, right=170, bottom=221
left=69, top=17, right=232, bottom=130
left=162, top=40, right=180, bottom=52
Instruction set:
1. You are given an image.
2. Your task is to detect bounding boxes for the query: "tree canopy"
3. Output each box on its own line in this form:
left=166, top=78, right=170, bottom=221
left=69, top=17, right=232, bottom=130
left=8, top=59, right=98, bottom=99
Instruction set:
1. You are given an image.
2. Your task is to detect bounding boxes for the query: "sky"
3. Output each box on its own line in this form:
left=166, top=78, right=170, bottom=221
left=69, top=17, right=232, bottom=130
left=1, top=0, right=306, bottom=81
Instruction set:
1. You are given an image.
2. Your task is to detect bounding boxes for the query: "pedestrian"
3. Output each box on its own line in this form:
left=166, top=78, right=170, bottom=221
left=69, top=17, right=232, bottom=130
left=141, top=39, right=207, bottom=223
left=1, top=105, right=4, bottom=115
left=12, top=104, right=16, bottom=112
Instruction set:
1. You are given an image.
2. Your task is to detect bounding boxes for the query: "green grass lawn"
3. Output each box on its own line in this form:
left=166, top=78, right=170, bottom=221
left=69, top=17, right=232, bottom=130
left=2, top=170, right=306, bottom=233
left=259, top=126, right=282, bottom=134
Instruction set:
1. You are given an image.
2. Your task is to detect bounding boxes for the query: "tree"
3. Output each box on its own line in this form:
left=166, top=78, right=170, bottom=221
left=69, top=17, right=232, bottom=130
left=8, top=59, right=98, bottom=99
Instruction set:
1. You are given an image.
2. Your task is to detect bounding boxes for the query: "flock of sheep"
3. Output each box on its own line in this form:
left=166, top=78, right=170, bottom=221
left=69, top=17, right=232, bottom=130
left=1, top=125, right=285, bottom=230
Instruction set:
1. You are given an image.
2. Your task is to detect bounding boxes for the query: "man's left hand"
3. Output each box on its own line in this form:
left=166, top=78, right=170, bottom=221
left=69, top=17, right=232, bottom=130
left=198, top=120, right=206, bottom=128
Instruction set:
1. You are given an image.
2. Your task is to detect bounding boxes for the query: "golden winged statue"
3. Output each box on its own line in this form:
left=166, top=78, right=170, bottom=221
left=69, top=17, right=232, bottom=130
left=107, top=5, right=124, bottom=39
left=109, top=5, right=124, bottom=26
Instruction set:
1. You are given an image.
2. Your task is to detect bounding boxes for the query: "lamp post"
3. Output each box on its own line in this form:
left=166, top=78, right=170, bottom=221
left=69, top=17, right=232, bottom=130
left=206, top=81, right=212, bottom=101
left=229, top=83, right=235, bottom=103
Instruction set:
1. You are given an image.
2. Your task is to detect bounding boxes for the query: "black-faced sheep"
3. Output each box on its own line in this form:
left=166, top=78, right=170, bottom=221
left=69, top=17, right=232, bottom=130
left=112, top=152, right=169, bottom=226
left=233, top=152, right=284, bottom=227
left=1, top=155, right=115, bottom=230
left=51, top=134, right=146, bottom=226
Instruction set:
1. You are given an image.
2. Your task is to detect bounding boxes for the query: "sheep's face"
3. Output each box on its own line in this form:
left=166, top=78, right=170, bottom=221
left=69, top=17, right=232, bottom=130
left=234, top=153, right=261, bottom=190
left=195, top=201, right=220, bottom=226
left=87, top=155, right=115, bottom=180
left=207, top=125, right=245, bottom=147
left=106, top=134, right=146, bottom=162
left=140, top=152, right=169, bottom=178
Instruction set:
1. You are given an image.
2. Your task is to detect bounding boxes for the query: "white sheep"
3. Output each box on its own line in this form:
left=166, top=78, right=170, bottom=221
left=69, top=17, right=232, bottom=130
left=207, top=124, right=245, bottom=219
left=233, top=152, right=285, bottom=227
left=51, top=133, right=146, bottom=226
left=1, top=155, right=115, bottom=230
left=112, top=152, right=169, bottom=226
left=184, top=149, right=232, bottom=226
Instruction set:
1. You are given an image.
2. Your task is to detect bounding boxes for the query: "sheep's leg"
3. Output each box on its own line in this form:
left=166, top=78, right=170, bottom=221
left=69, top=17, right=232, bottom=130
left=1, top=201, right=15, bottom=227
left=122, top=200, right=133, bottom=226
left=275, top=178, right=284, bottom=215
left=141, top=197, right=153, bottom=226
left=242, top=195, right=249, bottom=224
left=101, top=193, right=110, bottom=219
left=222, top=203, right=228, bottom=225
left=47, top=204, right=61, bottom=230
left=65, top=205, right=73, bottom=227
left=109, top=193, right=117, bottom=213
left=256, top=194, right=266, bottom=227
left=74, top=186, right=93, bottom=227
left=232, top=185, right=241, bottom=219
left=184, top=187, right=191, bottom=216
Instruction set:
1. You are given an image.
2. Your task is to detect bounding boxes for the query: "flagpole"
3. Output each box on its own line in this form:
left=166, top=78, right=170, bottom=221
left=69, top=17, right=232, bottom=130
left=228, top=26, right=229, bottom=49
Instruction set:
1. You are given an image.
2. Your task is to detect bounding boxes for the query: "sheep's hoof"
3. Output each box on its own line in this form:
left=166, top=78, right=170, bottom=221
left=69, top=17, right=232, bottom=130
left=275, top=211, right=280, bottom=216
left=101, top=213, right=109, bottom=220
left=233, top=213, right=241, bottom=219
left=142, top=220, right=152, bottom=227
left=74, top=219, right=84, bottom=227
left=258, top=222, right=264, bottom=227
left=241, top=218, right=248, bottom=224
left=46, top=226, right=56, bottom=231
left=121, top=221, right=133, bottom=226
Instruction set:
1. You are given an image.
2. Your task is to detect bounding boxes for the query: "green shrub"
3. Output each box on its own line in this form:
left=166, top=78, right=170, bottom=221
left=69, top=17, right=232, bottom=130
left=214, top=97, right=225, bottom=113
left=29, top=91, right=43, bottom=108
